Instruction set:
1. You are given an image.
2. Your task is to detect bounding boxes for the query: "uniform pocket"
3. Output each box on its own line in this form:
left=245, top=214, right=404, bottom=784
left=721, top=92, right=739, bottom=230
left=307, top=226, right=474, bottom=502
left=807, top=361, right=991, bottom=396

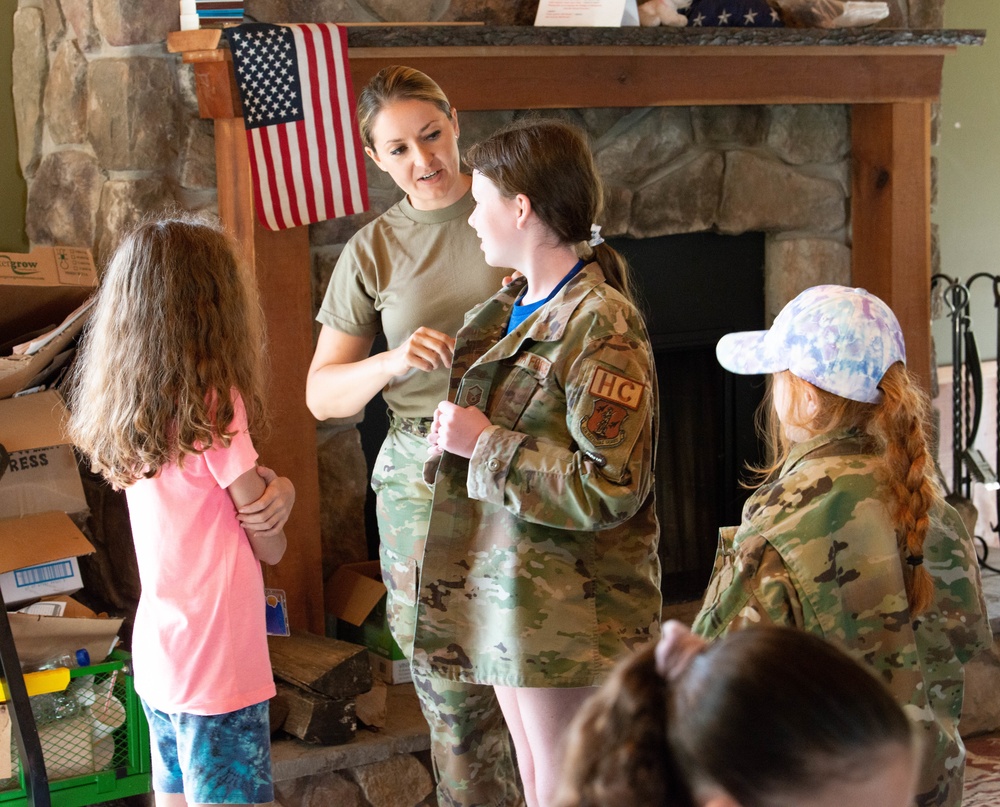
left=378, top=542, right=419, bottom=658
left=487, top=351, right=553, bottom=431
left=701, top=527, right=739, bottom=617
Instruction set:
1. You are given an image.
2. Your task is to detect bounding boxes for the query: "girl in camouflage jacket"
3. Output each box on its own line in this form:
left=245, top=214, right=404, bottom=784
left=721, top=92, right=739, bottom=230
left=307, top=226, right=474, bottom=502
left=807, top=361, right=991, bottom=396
left=426, top=118, right=662, bottom=807
left=694, top=284, right=991, bottom=807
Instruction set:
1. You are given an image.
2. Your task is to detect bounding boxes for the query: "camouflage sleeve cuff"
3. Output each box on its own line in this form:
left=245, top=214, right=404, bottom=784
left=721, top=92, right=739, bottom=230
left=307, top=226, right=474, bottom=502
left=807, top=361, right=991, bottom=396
left=467, top=424, right=528, bottom=505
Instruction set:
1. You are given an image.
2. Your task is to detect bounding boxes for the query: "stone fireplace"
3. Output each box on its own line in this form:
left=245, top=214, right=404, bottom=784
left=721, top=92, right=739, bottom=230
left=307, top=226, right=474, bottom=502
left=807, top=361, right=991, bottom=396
left=12, top=3, right=980, bottom=802
left=12, top=0, right=968, bottom=632
left=329, top=100, right=852, bottom=604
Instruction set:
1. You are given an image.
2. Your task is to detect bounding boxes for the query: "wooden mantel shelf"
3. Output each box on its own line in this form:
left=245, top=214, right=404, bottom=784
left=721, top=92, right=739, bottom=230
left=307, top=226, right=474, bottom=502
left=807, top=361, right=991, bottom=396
left=169, top=24, right=982, bottom=632
left=169, top=25, right=984, bottom=108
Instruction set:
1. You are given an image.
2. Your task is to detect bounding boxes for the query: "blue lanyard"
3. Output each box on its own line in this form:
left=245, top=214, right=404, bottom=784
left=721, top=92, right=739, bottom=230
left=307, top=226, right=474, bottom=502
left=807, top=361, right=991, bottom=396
left=505, top=259, right=587, bottom=336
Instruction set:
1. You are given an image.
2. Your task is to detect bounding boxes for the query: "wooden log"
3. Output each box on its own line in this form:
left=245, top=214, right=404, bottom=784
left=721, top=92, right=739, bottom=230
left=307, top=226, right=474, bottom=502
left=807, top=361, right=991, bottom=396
left=275, top=682, right=357, bottom=745
left=268, top=692, right=290, bottom=736
left=268, top=631, right=372, bottom=699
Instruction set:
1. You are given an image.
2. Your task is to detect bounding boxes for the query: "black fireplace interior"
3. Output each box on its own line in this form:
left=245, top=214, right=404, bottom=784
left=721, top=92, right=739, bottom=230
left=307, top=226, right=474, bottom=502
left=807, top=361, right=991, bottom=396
left=610, top=232, right=766, bottom=603
left=358, top=232, right=767, bottom=605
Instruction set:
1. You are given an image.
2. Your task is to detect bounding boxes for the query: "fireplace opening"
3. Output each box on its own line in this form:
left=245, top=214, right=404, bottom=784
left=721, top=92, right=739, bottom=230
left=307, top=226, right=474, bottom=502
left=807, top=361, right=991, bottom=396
left=357, top=232, right=767, bottom=605
left=609, top=232, right=767, bottom=603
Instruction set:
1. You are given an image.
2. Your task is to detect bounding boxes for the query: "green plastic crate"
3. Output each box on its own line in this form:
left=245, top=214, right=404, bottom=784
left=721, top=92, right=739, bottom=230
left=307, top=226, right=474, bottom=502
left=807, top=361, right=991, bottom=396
left=1, top=650, right=151, bottom=807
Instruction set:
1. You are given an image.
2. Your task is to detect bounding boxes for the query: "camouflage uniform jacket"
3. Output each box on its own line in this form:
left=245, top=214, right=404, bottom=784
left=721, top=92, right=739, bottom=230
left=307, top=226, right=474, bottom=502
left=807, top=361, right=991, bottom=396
left=413, top=262, right=662, bottom=687
left=693, top=428, right=991, bottom=807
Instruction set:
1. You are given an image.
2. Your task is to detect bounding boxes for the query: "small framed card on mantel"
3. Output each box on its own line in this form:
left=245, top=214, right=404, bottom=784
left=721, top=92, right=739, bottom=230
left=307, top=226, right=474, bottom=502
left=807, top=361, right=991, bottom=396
left=534, top=0, right=640, bottom=26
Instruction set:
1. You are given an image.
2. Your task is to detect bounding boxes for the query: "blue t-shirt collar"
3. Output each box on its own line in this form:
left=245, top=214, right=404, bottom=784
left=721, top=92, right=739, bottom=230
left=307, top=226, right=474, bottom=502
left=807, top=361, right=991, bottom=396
left=506, top=259, right=587, bottom=335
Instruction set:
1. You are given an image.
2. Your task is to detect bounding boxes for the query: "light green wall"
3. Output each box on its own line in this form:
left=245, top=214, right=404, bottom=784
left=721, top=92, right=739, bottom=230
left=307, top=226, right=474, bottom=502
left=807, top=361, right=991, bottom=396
left=933, top=0, right=1000, bottom=361
left=0, top=3, right=27, bottom=253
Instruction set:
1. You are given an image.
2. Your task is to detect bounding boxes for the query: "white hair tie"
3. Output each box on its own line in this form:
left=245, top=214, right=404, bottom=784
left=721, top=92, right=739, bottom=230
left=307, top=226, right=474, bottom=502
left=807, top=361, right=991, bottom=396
left=588, top=224, right=604, bottom=248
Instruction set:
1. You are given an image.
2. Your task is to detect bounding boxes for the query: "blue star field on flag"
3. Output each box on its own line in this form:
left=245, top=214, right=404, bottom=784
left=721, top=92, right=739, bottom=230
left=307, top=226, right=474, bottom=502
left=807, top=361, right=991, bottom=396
left=223, top=23, right=368, bottom=230
left=683, top=0, right=784, bottom=26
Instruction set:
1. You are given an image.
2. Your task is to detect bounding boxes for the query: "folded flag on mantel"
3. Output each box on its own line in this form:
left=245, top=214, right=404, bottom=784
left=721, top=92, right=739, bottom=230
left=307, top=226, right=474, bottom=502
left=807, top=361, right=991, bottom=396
left=224, top=23, right=369, bottom=231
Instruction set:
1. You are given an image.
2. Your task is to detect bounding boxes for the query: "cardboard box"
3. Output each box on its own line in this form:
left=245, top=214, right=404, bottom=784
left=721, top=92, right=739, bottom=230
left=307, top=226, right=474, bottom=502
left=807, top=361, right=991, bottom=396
left=0, top=246, right=97, bottom=345
left=326, top=561, right=411, bottom=685
left=0, top=390, right=94, bottom=605
left=0, top=300, right=93, bottom=399
left=0, top=391, right=88, bottom=520
left=0, top=247, right=96, bottom=399
left=0, top=510, right=95, bottom=606
left=7, top=611, right=123, bottom=670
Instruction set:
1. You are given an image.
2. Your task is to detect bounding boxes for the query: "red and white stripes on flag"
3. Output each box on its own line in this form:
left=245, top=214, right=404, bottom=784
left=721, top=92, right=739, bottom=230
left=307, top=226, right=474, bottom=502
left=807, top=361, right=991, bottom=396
left=225, top=23, right=369, bottom=230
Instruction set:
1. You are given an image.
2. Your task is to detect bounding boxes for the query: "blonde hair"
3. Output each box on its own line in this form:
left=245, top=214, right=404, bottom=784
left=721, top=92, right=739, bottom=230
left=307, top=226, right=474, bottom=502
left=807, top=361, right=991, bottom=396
left=464, top=117, right=635, bottom=305
left=753, top=363, right=937, bottom=615
left=68, top=213, right=268, bottom=489
left=356, top=65, right=453, bottom=152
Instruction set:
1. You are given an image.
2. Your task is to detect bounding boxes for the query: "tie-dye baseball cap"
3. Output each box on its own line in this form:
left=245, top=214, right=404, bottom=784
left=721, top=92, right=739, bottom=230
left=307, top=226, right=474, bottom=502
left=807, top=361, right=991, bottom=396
left=715, top=285, right=906, bottom=404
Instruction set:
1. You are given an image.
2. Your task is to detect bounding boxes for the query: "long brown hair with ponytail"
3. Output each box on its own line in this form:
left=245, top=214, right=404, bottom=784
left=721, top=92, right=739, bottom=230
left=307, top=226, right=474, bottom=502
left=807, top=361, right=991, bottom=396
left=554, top=626, right=913, bottom=807
left=754, top=363, right=937, bottom=616
left=464, top=117, right=635, bottom=305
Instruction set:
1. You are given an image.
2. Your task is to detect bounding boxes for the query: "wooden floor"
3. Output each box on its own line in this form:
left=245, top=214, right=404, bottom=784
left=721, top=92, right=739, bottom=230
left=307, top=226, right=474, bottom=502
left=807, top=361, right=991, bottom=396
left=965, top=732, right=1000, bottom=805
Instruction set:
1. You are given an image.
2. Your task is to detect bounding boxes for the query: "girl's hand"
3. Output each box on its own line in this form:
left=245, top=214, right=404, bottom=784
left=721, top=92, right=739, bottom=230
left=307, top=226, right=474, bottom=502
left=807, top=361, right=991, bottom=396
left=237, top=466, right=295, bottom=536
left=429, top=400, right=491, bottom=459
left=385, top=327, right=456, bottom=378
left=502, top=269, right=524, bottom=286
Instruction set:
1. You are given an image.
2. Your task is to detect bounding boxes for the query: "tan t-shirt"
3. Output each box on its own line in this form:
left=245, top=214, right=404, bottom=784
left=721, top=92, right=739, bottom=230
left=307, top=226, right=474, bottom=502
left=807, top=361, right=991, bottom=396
left=317, top=189, right=508, bottom=419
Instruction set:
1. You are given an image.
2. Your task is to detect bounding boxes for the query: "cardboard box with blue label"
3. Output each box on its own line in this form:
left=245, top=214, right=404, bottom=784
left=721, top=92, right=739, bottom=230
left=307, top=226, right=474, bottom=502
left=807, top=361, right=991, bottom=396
left=326, top=561, right=411, bottom=685
left=0, top=390, right=94, bottom=605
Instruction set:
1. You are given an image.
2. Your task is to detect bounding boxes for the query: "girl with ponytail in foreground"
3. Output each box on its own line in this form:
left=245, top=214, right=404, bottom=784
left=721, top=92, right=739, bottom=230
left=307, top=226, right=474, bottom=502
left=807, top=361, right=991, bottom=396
left=556, top=622, right=918, bottom=807
left=692, top=284, right=990, bottom=807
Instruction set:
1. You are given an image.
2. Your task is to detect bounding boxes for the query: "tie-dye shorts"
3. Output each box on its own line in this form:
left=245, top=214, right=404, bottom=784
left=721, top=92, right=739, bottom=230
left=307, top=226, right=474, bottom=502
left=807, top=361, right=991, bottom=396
left=140, top=699, right=274, bottom=804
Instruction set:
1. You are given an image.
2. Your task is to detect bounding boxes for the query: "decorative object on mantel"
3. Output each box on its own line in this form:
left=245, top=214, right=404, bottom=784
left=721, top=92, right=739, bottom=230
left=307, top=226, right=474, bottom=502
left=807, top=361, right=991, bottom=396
left=765, top=0, right=889, bottom=27
left=179, top=0, right=198, bottom=30
left=680, top=0, right=783, bottom=26
left=223, top=22, right=369, bottom=231
left=178, top=0, right=245, bottom=30
left=535, top=0, right=640, bottom=26
left=195, top=0, right=245, bottom=28
left=638, top=0, right=693, bottom=26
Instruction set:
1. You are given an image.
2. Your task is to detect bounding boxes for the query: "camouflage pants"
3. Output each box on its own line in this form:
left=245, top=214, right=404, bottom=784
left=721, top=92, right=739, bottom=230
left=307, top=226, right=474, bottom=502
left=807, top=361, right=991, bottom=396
left=372, top=416, right=524, bottom=807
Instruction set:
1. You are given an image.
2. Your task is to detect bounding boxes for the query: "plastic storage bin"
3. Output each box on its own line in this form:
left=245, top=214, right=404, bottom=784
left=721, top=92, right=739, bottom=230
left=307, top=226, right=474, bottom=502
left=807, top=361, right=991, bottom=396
left=0, top=651, right=151, bottom=807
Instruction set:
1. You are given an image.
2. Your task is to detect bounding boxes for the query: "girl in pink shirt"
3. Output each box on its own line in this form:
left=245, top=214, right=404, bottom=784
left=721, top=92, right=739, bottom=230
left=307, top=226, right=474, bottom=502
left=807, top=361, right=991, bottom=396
left=69, top=215, right=290, bottom=807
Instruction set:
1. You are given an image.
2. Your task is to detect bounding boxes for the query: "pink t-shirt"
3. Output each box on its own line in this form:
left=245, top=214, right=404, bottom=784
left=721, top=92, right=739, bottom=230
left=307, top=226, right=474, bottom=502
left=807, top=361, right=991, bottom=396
left=126, top=395, right=276, bottom=715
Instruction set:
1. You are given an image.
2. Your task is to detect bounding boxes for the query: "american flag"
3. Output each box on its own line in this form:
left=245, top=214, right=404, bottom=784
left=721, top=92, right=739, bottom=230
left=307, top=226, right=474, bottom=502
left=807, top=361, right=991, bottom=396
left=225, top=23, right=368, bottom=231
left=684, top=0, right=783, bottom=26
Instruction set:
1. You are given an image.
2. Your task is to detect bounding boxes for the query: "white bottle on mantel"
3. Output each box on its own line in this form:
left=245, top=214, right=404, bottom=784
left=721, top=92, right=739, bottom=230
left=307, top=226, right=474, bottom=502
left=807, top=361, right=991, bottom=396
left=179, top=0, right=199, bottom=30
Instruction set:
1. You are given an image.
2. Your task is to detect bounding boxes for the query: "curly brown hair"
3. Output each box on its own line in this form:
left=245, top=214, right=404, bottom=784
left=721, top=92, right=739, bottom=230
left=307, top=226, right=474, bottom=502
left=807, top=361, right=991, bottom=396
left=68, top=213, right=268, bottom=489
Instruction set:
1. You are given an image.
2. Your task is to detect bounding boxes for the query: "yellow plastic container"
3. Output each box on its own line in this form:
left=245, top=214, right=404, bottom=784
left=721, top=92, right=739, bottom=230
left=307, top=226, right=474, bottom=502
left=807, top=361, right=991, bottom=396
left=0, top=667, right=70, bottom=702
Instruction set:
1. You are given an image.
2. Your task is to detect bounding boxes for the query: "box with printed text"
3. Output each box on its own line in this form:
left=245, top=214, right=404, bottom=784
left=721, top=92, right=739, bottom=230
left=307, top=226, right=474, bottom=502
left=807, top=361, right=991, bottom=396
left=0, top=390, right=94, bottom=605
left=0, top=246, right=97, bottom=344
left=0, top=246, right=96, bottom=399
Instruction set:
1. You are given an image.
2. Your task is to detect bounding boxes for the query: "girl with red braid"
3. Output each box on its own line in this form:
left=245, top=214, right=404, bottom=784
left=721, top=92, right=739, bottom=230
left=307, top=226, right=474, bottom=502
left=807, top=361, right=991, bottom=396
left=693, top=285, right=990, bottom=807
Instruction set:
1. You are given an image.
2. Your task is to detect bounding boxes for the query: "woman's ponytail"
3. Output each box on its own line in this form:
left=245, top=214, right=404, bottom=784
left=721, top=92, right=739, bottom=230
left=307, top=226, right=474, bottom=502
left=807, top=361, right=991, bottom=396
left=590, top=242, right=636, bottom=306
left=553, top=646, right=693, bottom=807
